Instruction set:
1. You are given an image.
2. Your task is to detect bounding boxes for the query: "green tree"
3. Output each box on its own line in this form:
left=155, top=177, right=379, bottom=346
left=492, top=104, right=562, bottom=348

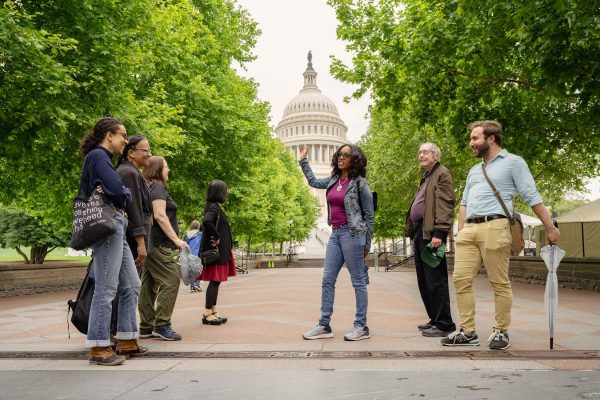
left=330, top=0, right=600, bottom=207
left=0, top=208, right=70, bottom=264
left=0, top=0, right=316, bottom=256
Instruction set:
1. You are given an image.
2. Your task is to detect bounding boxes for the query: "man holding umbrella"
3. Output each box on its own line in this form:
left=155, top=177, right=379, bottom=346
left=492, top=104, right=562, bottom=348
left=442, top=120, right=560, bottom=350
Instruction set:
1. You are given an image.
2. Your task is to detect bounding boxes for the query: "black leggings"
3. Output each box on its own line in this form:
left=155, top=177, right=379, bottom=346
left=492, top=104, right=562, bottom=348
left=205, top=281, right=221, bottom=309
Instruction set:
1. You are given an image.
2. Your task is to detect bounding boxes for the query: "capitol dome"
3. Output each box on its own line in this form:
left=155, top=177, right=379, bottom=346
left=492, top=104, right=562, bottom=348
left=276, top=51, right=349, bottom=165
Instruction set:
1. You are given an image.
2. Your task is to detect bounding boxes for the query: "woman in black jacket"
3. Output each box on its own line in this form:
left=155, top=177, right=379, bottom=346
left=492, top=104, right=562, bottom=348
left=116, top=135, right=153, bottom=267
left=199, top=180, right=236, bottom=325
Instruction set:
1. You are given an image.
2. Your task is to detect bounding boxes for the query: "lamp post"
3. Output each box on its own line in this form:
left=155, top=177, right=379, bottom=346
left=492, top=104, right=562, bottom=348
left=287, top=219, right=294, bottom=263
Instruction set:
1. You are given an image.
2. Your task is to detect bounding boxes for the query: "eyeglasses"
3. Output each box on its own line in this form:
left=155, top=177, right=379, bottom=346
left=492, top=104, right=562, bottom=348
left=133, top=148, right=151, bottom=155
left=336, top=152, right=352, bottom=159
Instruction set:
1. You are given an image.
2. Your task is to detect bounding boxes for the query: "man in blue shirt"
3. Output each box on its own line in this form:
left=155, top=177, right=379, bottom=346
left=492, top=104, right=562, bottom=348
left=441, top=120, right=560, bottom=350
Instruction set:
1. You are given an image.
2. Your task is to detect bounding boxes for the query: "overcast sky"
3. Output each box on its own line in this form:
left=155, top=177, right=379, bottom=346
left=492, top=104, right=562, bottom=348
left=235, top=0, right=371, bottom=143
left=235, top=0, right=599, bottom=201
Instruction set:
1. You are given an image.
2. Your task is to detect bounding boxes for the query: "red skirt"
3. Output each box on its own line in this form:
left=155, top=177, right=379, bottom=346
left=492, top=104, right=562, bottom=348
left=198, top=250, right=236, bottom=282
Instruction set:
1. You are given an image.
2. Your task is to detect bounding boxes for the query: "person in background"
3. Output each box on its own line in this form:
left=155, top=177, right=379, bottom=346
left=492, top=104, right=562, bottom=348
left=78, top=117, right=146, bottom=366
left=299, top=144, right=374, bottom=341
left=199, top=180, right=236, bottom=326
left=139, top=156, right=189, bottom=341
left=183, top=220, right=203, bottom=292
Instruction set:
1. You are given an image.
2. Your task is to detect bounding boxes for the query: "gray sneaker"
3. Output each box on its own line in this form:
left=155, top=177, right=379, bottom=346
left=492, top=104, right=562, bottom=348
left=302, top=324, right=333, bottom=340
left=344, top=326, right=370, bottom=341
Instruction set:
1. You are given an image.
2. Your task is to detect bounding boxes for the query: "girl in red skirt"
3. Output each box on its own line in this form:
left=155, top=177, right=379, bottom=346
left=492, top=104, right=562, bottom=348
left=198, top=180, right=236, bottom=325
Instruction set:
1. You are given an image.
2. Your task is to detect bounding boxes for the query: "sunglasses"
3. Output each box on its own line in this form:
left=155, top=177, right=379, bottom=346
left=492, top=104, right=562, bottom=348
left=336, top=152, right=352, bottom=159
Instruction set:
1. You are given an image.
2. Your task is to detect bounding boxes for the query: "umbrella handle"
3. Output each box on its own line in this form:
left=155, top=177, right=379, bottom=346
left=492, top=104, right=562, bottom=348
left=550, top=338, right=554, bottom=350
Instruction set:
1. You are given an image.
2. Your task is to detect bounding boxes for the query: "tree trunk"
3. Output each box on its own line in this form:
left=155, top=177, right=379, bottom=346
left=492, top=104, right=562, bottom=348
left=30, top=245, right=49, bottom=264
left=279, top=242, right=283, bottom=255
left=15, top=246, right=30, bottom=264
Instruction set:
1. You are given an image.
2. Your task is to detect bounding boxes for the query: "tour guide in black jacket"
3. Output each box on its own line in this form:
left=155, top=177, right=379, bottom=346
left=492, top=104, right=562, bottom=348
left=116, top=137, right=154, bottom=266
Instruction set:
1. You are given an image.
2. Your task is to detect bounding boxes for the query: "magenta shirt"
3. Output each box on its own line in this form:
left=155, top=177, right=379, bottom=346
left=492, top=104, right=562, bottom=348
left=327, top=178, right=351, bottom=228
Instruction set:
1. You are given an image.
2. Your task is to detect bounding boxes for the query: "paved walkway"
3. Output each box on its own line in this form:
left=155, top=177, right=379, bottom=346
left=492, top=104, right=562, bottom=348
left=0, top=267, right=599, bottom=372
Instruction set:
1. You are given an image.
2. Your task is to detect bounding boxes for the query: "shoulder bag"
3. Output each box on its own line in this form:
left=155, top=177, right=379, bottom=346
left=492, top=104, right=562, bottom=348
left=70, top=191, right=117, bottom=250
left=200, top=213, right=221, bottom=265
left=481, top=164, right=525, bottom=255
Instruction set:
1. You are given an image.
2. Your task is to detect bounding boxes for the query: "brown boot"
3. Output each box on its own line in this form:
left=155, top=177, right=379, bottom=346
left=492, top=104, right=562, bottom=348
left=89, top=346, right=126, bottom=366
left=115, top=339, right=149, bottom=357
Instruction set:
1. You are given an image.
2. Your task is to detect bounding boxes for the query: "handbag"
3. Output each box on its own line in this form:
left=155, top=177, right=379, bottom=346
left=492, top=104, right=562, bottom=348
left=67, top=259, right=119, bottom=337
left=67, top=260, right=94, bottom=335
left=199, top=213, right=221, bottom=265
left=70, top=191, right=117, bottom=250
left=481, top=164, right=525, bottom=255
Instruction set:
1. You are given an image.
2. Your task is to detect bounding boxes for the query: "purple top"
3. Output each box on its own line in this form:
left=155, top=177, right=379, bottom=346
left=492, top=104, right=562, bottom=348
left=327, top=178, right=351, bottom=228
left=410, top=179, right=427, bottom=223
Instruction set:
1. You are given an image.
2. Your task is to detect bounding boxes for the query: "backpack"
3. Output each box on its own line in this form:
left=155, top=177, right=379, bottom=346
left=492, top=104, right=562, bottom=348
left=357, top=179, right=378, bottom=218
left=183, top=230, right=202, bottom=256
left=67, top=260, right=94, bottom=335
left=67, top=259, right=118, bottom=337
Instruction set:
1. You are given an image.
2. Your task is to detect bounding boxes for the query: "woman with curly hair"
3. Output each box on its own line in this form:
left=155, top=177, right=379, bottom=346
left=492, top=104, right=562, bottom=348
left=299, top=144, right=375, bottom=341
left=78, top=117, right=146, bottom=366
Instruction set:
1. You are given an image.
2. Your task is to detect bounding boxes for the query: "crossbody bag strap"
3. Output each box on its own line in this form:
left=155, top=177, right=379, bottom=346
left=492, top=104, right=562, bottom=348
left=481, top=164, right=513, bottom=220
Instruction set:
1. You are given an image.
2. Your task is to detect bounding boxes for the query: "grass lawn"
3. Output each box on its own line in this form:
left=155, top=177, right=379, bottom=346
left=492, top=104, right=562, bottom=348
left=0, top=247, right=91, bottom=263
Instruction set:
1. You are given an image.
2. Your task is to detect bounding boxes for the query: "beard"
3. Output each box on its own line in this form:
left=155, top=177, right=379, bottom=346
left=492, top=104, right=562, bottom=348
left=474, top=142, right=489, bottom=158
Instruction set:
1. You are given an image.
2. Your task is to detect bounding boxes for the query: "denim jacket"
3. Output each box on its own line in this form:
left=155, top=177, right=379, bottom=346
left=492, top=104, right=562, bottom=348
left=299, top=158, right=374, bottom=250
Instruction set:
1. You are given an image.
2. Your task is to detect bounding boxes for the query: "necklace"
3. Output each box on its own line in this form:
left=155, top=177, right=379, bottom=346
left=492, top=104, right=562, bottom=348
left=336, top=177, right=349, bottom=191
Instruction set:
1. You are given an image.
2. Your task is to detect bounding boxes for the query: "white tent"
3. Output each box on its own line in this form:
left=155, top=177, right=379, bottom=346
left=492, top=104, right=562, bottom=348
left=536, top=199, right=600, bottom=258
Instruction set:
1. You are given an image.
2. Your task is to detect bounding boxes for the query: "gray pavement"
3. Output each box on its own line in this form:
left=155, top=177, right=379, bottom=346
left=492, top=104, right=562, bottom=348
left=0, top=267, right=599, bottom=399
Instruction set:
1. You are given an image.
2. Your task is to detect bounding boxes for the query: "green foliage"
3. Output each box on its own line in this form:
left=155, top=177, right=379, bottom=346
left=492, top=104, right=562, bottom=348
left=330, top=0, right=600, bottom=237
left=0, top=207, right=70, bottom=264
left=0, top=0, right=317, bottom=254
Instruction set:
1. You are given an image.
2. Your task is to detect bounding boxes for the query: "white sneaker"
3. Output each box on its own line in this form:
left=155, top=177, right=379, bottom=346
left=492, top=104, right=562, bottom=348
left=344, top=326, right=370, bottom=341
left=302, top=324, right=333, bottom=340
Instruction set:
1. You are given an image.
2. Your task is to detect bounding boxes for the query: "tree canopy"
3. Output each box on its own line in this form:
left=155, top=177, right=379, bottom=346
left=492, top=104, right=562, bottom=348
left=0, top=0, right=317, bottom=262
left=329, top=0, right=600, bottom=236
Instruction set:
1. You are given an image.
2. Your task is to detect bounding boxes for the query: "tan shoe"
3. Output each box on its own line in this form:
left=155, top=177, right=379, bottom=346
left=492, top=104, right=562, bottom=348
left=89, top=346, right=126, bottom=366
left=115, top=340, right=149, bottom=357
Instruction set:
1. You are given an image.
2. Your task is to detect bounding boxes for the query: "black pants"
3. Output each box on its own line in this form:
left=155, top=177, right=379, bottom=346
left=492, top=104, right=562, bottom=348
left=205, top=281, right=221, bottom=309
left=413, top=224, right=455, bottom=331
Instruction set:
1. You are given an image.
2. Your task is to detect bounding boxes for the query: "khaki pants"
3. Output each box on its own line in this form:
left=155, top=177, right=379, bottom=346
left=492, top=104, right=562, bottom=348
left=138, top=246, right=180, bottom=329
left=453, top=218, right=513, bottom=333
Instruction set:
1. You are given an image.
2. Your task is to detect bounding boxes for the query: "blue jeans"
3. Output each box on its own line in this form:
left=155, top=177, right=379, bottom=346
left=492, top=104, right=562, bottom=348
left=319, top=226, right=368, bottom=328
left=86, top=213, right=141, bottom=347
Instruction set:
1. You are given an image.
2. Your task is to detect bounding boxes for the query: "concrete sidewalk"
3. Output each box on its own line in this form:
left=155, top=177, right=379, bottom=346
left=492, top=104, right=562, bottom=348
left=0, top=267, right=599, bottom=371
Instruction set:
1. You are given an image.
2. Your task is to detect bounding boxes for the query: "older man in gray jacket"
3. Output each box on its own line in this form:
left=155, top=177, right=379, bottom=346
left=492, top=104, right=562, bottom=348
left=405, top=142, right=456, bottom=337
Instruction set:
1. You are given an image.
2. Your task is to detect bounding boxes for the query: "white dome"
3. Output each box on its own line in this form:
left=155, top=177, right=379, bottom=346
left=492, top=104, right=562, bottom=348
left=283, top=88, right=340, bottom=118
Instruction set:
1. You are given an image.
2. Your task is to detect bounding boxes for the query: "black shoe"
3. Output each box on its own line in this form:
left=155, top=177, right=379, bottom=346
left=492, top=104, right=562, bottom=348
left=139, top=328, right=154, bottom=339
left=488, top=330, right=510, bottom=350
left=202, top=314, right=223, bottom=325
left=440, top=329, right=480, bottom=346
left=422, top=326, right=451, bottom=337
left=418, top=322, right=433, bottom=331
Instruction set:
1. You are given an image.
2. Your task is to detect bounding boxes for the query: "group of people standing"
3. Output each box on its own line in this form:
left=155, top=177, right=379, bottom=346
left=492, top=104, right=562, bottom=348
left=78, top=117, right=235, bottom=366
left=298, top=120, right=560, bottom=351
left=78, top=116, right=560, bottom=365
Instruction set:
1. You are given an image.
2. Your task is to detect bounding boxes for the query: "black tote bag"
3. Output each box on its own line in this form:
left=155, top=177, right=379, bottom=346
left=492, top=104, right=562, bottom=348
left=67, top=261, right=94, bottom=335
left=70, top=191, right=117, bottom=250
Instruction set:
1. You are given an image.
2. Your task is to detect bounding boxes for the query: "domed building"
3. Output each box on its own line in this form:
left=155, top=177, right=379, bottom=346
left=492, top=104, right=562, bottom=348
left=275, top=52, right=350, bottom=256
